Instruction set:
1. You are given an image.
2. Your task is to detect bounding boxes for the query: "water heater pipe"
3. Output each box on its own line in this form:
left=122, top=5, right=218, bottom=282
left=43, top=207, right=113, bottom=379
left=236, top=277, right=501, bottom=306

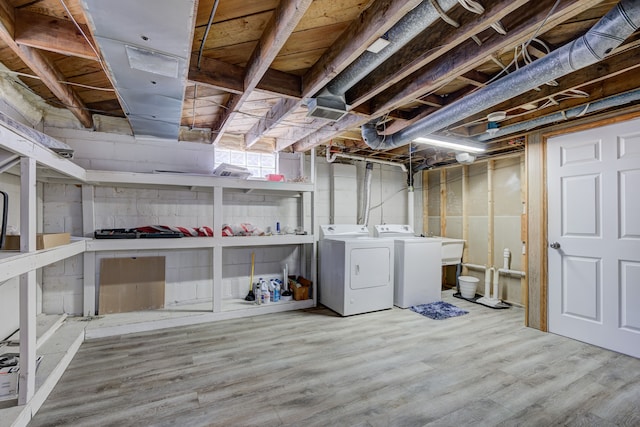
left=326, top=149, right=407, bottom=172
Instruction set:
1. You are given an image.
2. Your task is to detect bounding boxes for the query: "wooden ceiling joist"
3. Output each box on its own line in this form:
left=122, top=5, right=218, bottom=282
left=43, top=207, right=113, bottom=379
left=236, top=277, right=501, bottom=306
left=246, top=0, right=423, bottom=149
left=188, top=55, right=302, bottom=99
left=0, top=0, right=93, bottom=128
left=209, top=0, right=313, bottom=145
left=14, top=9, right=97, bottom=60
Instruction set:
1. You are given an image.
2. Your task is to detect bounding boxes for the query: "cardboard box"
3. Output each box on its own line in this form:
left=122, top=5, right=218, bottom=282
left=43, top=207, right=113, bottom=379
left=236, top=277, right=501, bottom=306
left=0, top=352, right=43, bottom=399
left=2, top=233, right=71, bottom=250
left=0, top=367, right=18, bottom=398
left=289, top=276, right=312, bottom=300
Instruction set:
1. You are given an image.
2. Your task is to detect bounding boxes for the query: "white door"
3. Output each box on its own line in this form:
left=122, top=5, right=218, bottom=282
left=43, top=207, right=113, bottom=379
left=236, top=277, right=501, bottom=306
left=547, top=118, right=640, bottom=358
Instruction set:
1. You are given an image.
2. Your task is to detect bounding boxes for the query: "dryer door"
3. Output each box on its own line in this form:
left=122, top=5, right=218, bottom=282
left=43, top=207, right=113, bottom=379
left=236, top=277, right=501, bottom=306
left=349, top=247, right=391, bottom=289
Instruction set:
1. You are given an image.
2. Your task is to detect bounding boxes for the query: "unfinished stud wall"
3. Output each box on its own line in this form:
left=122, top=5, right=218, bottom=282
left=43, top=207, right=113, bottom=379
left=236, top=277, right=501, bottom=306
left=423, top=154, right=524, bottom=305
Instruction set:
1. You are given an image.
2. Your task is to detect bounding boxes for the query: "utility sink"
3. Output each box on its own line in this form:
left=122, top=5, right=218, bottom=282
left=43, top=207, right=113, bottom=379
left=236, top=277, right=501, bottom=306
left=426, top=237, right=465, bottom=265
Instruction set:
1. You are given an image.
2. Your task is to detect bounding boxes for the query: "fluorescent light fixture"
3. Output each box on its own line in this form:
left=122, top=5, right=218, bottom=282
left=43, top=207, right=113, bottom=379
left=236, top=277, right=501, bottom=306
left=413, top=135, right=486, bottom=153
left=366, top=37, right=390, bottom=53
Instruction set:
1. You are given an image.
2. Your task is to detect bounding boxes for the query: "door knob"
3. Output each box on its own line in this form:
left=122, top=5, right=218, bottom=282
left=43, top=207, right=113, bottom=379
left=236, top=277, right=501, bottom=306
left=549, top=242, right=561, bottom=249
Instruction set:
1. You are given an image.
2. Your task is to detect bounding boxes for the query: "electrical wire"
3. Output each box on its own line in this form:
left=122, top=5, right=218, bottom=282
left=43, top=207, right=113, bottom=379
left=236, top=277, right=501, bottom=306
left=58, top=0, right=132, bottom=115
left=1, top=69, right=116, bottom=92
left=197, top=0, right=221, bottom=69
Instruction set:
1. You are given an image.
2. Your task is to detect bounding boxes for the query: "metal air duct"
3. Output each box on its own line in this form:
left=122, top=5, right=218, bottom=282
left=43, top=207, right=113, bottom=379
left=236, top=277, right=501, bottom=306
left=362, top=0, right=640, bottom=149
left=308, top=0, right=459, bottom=120
left=82, top=0, right=197, bottom=140
left=475, top=89, right=640, bottom=142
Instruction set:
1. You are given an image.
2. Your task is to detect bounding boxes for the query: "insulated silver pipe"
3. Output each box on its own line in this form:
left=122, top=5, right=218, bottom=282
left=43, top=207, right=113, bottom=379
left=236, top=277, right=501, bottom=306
left=475, top=88, right=640, bottom=142
left=325, top=0, right=459, bottom=97
left=362, top=0, right=640, bottom=150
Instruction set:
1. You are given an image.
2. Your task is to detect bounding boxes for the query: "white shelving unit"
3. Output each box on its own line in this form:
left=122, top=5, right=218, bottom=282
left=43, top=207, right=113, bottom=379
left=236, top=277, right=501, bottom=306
left=0, top=121, right=317, bottom=419
left=81, top=167, right=317, bottom=316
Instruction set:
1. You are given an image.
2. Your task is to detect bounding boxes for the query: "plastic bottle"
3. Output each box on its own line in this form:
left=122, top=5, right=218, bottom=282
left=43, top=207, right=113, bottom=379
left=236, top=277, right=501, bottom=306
left=254, top=282, right=261, bottom=305
left=260, top=279, right=270, bottom=303
left=271, top=279, right=280, bottom=302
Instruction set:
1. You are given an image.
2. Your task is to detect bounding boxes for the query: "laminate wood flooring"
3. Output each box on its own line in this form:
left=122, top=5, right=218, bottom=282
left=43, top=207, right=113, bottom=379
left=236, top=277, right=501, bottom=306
left=29, top=291, right=640, bottom=426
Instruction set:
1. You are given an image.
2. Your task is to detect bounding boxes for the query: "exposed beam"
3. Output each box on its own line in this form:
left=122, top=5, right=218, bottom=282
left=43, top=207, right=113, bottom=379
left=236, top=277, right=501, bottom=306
left=188, top=55, right=301, bottom=99
left=210, top=0, right=313, bottom=145
left=248, top=0, right=422, bottom=150
left=365, top=0, right=605, bottom=117
left=457, top=70, right=491, bottom=87
left=345, top=0, right=528, bottom=109
left=14, top=9, right=97, bottom=60
left=247, top=98, right=299, bottom=149
left=0, top=0, right=93, bottom=128
left=292, top=114, right=368, bottom=152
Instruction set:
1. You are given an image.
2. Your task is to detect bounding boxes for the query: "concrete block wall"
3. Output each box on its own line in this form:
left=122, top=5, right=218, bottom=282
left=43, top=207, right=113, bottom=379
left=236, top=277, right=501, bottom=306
left=94, top=186, right=214, bottom=230
left=45, top=127, right=216, bottom=174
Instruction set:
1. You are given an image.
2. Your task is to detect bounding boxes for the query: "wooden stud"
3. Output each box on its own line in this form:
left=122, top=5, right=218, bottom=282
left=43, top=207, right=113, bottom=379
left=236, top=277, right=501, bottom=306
left=520, top=153, right=528, bottom=325
left=422, top=171, right=429, bottom=235
left=440, top=169, right=446, bottom=236
left=487, top=160, right=495, bottom=269
left=462, top=165, right=469, bottom=274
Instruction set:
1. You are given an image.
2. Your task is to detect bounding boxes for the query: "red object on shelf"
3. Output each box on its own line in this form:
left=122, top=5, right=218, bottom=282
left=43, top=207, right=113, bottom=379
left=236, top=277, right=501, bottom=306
left=266, top=174, right=285, bottom=182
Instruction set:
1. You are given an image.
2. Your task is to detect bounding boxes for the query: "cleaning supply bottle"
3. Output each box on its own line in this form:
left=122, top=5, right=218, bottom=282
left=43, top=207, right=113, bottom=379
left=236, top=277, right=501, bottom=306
left=260, top=278, right=270, bottom=303
left=254, top=282, right=261, bottom=305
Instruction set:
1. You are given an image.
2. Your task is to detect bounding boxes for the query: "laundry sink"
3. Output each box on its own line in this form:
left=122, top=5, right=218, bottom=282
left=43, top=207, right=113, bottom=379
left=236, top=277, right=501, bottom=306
left=425, top=237, right=465, bottom=265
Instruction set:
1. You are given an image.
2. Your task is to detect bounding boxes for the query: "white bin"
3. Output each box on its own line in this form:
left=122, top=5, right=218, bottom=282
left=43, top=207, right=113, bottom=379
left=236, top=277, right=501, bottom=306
left=458, top=276, right=479, bottom=298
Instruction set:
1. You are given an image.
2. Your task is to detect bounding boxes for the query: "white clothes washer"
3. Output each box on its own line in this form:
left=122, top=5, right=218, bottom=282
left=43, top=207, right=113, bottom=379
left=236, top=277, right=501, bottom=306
left=374, top=224, right=442, bottom=308
left=319, top=224, right=394, bottom=316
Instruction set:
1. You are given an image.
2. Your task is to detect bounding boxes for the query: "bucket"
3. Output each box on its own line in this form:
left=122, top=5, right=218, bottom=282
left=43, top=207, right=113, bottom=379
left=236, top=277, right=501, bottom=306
left=458, top=276, right=479, bottom=298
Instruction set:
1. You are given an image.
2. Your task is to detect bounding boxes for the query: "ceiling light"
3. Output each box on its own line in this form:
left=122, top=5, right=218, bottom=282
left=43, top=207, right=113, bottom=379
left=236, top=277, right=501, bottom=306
left=413, top=135, right=486, bottom=153
left=366, top=37, right=390, bottom=53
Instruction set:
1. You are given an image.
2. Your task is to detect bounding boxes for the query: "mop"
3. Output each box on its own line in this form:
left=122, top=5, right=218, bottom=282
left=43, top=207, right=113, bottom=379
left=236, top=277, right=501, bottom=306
left=244, top=252, right=255, bottom=301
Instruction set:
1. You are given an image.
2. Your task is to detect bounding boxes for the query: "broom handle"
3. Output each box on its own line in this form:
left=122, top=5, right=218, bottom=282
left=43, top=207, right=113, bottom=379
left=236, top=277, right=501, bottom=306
left=249, top=252, right=255, bottom=290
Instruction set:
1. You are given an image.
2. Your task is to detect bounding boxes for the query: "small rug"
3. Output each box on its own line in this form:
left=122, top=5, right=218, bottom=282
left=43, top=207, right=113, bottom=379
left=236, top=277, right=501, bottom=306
left=410, top=301, right=469, bottom=320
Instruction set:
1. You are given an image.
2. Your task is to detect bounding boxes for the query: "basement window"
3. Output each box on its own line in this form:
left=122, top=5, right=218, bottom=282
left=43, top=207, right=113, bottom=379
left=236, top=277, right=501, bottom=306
left=214, top=148, right=277, bottom=178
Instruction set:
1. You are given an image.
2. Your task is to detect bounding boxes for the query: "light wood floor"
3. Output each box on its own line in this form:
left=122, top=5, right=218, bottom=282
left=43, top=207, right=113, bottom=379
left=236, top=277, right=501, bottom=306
left=30, top=291, right=640, bottom=426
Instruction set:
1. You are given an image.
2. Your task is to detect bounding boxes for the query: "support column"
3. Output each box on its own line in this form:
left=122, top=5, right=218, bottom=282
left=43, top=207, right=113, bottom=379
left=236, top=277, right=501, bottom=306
left=19, top=156, right=36, bottom=405
left=212, top=186, right=223, bottom=313
left=439, top=169, right=447, bottom=236
left=82, top=185, right=96, bottom=316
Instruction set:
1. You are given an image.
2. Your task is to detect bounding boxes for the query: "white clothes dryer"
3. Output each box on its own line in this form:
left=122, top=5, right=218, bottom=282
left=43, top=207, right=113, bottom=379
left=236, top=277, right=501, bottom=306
left=319, top=225, right=394, bottom=316
left=374, top=224, right=442, bottom=308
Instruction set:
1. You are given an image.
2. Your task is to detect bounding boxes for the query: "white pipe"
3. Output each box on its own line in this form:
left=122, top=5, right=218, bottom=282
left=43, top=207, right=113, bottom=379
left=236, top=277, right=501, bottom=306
left=484, top=267, right=492, bottom=298
left=497, top=268, right=526, bottom=277
left=503, top=248, right=511, bottom=270
left=326, top=149, right=407, bottom=172
left=463, top=263, right=486, bottom=271
left=492, top=266, right=499, bottom=300
left=407, top=186, right=414, bottom=229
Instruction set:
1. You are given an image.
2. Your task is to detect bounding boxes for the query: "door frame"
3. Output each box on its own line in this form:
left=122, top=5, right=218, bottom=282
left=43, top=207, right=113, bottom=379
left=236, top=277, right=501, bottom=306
left=525, top=108, right=640, bottom=331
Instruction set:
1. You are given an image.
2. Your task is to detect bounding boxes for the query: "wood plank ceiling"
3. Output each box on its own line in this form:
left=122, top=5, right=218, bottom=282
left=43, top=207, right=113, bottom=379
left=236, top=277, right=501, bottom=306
left=0, top=0, right=638, bottom=170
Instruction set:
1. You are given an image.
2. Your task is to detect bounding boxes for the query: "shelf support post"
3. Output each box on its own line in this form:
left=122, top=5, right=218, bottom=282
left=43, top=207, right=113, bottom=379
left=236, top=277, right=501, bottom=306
left=82, top=185, right=96, bottom=315
left=18, top=156, right=37, bottom=405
